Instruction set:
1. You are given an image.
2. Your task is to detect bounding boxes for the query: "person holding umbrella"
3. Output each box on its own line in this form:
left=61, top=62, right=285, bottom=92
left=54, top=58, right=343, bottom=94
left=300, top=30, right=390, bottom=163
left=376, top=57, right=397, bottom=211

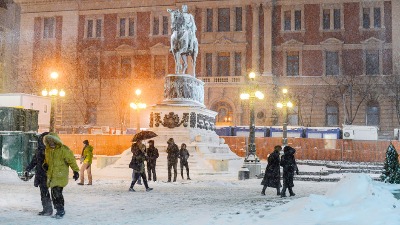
left=128, top=139, right=153, bottom=192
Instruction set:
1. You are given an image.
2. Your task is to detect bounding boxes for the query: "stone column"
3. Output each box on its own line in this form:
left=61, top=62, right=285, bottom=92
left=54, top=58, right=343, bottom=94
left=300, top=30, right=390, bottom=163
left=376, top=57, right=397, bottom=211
left=393, top=0, right=400, bottom=75
left=263, top=3, right=273, bottom=76
left=251, top=4, right=260, bottom=73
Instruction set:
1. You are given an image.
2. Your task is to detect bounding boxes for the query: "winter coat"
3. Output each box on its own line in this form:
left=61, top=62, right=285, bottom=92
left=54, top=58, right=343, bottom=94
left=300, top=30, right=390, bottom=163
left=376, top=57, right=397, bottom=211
left=179, top=148, right=190, bottom=164
left=44, top=133, right=80, bottom=188
left=129, top=142, right=147, bottom=173
left=280, top=146, right=298, bottom=188
left=146, top=146, right=159, bottom=167
left=167, top=143, right=179, bottom=164
left=261, top=149, right=281, bottom=188
left=82, top=145, right=94, bottom=164
left=25, top=132, right=49, bottom=187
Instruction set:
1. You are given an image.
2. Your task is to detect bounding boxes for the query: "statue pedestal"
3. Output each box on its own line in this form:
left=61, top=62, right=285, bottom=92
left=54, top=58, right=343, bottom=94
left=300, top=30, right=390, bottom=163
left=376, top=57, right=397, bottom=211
left=149, top=74, right=239, bottom=172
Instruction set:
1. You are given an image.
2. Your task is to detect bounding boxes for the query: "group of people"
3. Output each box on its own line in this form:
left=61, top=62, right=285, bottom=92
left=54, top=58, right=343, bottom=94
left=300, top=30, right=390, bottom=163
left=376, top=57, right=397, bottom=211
left=24, top=132, right=94, bottom=219
left=261, top=145, right=299, bottom=197
left=128, top=137, right=191, bottom=192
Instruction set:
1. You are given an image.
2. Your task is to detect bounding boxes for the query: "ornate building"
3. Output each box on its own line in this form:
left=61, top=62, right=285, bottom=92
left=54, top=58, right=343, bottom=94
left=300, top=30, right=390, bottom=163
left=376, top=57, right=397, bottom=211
left=0, top=0, right=20, bottom=93
left=11, top=0, right=400, bottom=138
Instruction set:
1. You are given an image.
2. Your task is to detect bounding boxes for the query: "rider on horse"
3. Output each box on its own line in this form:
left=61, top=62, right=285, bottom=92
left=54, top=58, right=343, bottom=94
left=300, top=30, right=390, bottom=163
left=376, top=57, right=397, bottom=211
left=182, top=5, right=196, bottom=54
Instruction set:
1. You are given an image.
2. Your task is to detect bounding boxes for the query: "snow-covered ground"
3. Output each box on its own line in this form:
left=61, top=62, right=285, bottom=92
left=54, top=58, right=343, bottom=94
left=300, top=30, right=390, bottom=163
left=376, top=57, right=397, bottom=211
left=1, top=150, right=400, bottom=225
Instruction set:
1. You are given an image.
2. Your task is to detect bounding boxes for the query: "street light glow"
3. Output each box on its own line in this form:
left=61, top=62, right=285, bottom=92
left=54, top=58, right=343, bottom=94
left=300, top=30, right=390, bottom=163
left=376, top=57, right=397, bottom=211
left=135, top=89, right=141, bottom=96
left=277, top=102, right=283, bottom=108
left=255, top=91, right=264, bottom=99
left=282, top=88, right=288, bottom=94
left=42, top=89, right=48, bottom=96
left=287, top=101, right=293, bottom=107
left=50, top=72, right=59, bottom=79
left=240, top=93, right=250, bottom=100
left=59, top=89, right=66, bottom=97
left=249, top=72, right=256, bottom=79
left=130, top=103, right=138, bottom=109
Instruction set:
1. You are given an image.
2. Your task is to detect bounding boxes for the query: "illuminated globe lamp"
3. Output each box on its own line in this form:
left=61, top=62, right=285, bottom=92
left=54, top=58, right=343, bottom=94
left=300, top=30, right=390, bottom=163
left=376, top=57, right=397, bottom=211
left=276, top=88, right=293, bottom=147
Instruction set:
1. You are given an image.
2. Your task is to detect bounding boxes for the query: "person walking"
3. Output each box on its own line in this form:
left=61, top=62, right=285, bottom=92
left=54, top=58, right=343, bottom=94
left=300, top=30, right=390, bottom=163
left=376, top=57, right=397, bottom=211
left=280, top=145, right=299, bottom=197
left=24, top=132, right=53, bottom=216
left=77, top=140, right=93, bottom=185
left=261, top=145, right=281, bottom=196
left=179, top=143, right=191, bottom=180
left=43, top=133, right=80, bottom=219
left=166, top=138, right=179, bottom=182
left=146, top=140, right=159, bottom=181
left=128, top=140, right=153, bottom=192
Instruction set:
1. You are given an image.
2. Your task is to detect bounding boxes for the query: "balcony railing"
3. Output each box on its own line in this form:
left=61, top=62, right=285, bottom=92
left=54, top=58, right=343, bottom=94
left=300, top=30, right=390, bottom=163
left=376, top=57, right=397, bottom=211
left=200, top=76, right=244, bottom=83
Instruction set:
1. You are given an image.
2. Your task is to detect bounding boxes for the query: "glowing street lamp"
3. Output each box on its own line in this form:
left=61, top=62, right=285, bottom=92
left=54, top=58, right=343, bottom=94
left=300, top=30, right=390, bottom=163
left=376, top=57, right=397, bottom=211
left=41, top=72, right=65, bottom=132
left=239, top=72, right=264, bottom=178
left=130, top=89, right=146, bottom=133
left=276, top=88, right=293, bottom=147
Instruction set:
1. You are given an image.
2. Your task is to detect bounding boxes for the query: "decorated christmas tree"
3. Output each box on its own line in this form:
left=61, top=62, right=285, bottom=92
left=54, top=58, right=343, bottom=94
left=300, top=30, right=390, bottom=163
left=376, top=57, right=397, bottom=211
left=380, top=142, right=400, bottom=183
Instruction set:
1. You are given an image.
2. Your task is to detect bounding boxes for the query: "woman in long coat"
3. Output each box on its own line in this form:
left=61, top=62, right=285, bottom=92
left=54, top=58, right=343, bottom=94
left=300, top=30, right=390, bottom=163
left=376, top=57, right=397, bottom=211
left=261, top=145, right=281, bottom=196
left=280, top=145, right=299, bottom=197
left=128, top=141, right=153, bottom=192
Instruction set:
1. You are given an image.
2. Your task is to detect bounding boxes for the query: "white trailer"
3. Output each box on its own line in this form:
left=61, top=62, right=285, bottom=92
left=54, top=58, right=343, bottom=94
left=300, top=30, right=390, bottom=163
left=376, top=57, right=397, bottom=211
left=342, top=125, right=378, bottom=140
left=0, top=93, right=51, bottom=132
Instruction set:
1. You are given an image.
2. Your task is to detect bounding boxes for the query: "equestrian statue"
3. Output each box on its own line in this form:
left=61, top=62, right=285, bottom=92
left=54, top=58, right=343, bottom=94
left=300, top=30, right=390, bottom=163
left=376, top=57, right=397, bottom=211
left=167, top=5, right=198, bottom=77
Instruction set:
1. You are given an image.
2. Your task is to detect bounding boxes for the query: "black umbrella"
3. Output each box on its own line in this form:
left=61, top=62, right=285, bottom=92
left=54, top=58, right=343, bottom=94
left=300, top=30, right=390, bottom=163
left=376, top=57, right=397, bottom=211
left=131, top=130, right=158, bottom=142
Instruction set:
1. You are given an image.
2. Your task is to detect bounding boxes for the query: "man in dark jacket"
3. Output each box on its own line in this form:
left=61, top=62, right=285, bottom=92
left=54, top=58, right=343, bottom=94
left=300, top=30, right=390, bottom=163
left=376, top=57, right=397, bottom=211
left=280, top=145, right=299, bottom=197
left=24, top=132, right=53, bottom=216
left=261, top=145, right=281, bottom=196
left=129, top=141, right=153, bottom=192
left=166, top=138, right=179, bottom=182
left=146, top=140, right=159, bottom=181
left=179, top=143, right=191, bottom=180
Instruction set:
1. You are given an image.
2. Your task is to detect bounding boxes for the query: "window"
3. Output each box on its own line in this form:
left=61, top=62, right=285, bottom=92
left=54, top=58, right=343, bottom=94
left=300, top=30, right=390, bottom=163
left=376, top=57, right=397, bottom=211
left=234, top=52, right=241, bottom=76
left=86, top=17, right=103, bottom=38
left=118, top=16, right=135, bottom=37
left=288, top=106, right=298, bottom=126
left=326, top=102, right=339, bottom=126
left=235, top=7, right=242, bottom=31
left=287, top=51, right=299, bottom=76
left=153, top=17, right=159, bottom=35
left=365, top=50, right=380, bottom=75
left=212, top=101, right=233, bottom=124
left=88, top=57, right=99, bottom=79
left=366, top=101, right=379, bottom=126
left=217, top=52, right=230, bottom=77
left=162, top=16, right=169, bottom=35
left=205, top=53, right=212, bottom=76
left=152, top=14, right=169, bottom=36
left=322, top=7, right=342, bottom=30
left=43, top=17, right=55, bottom=39
left=326, top=51, right=339, bottom=76
left=361, top=5, right=383, bottom=29
left=218, top=8, right=230, bottom=32
left=154, top=55, right=166, bottom=78
left=206, top=9, right=213, bottom=32
left=284, top=11, right=291, bottom=31
left=282, top=8, right=303, bottom=31
left=120, top=57, right=131, bottom=78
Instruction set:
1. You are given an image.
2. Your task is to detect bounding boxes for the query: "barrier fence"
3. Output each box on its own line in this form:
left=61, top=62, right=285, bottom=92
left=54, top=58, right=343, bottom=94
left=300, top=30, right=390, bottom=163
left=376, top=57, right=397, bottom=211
left=223, top=137, right=398, bottom=163
left=59, top=134, right=397, bottom=162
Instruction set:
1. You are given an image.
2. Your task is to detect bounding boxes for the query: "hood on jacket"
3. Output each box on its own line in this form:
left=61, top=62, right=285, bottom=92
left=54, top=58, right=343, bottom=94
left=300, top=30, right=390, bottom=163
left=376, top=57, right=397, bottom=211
left=43, top=132, right=63, bottom=148
left=283, top=146, right=296, bottom=155
left=38, top=131, right=50, bottom=150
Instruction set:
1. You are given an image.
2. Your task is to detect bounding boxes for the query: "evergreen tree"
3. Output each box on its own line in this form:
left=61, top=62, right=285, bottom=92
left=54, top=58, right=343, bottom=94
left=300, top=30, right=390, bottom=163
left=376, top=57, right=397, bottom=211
left=381, top=142, right=400, bottom=183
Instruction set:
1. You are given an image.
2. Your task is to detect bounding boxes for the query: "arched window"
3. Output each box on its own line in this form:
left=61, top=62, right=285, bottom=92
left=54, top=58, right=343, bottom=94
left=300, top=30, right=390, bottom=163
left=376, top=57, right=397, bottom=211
left=366, top=101, right=379, bottom=126
left=326, top=101, right=339, bottom=126
left=211, top=101, right=233, bottom=124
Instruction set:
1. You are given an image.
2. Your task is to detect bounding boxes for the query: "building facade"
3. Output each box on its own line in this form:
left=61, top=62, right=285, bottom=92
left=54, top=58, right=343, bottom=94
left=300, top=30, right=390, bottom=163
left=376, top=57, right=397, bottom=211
left=0, top=0, right=20, bottom=93
left=11, top=0, right=400, bottom=138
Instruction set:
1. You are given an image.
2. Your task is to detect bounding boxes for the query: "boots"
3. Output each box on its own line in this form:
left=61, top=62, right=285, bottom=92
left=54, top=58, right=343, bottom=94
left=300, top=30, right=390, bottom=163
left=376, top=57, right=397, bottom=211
left=261, top=186, right=266, bottom=196
left=281, top=185, right=287, bottom=197
left=289, top=187, right=295, bottom=196
left=276, top=187, right=281, bottom=196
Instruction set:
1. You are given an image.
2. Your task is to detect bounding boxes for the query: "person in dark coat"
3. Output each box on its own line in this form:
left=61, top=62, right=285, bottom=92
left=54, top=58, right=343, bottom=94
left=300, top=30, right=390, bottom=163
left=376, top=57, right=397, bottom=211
left=24, top=132, right=53, bottom=216
left=280, top=145, right=299, bottom=197
left=261, top=145, right=281, bottom=196
left=128, top=141, right=153, bottom=192
left=179, top=143, right=191, bottom=180
left=166, top=138, right=179, bottom=182
left=146, top=140, right=159, bottom=181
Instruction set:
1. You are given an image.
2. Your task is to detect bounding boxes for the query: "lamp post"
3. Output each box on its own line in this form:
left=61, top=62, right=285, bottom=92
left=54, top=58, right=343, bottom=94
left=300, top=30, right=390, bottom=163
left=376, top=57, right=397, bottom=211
left=276, top=88, right=293, bottom=147
left=130, top=89, right=146, bottom=133
left=41, top=72, right=65, bottom=132
left=239, top=72, right=264, bottom=178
